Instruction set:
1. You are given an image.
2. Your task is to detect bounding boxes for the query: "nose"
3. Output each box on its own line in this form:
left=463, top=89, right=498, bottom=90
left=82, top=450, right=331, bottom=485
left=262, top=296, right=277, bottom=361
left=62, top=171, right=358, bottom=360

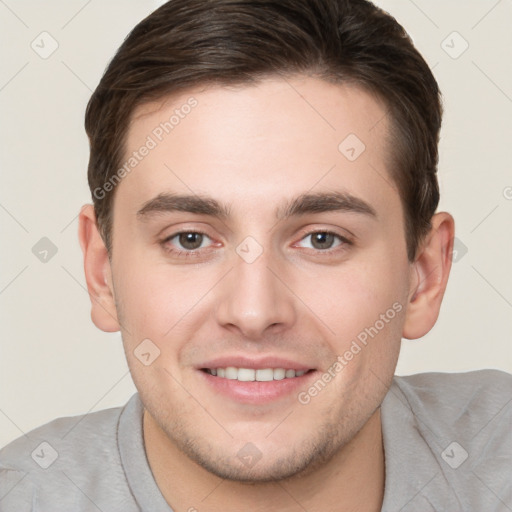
left=214, top=245, right=297, bottom=339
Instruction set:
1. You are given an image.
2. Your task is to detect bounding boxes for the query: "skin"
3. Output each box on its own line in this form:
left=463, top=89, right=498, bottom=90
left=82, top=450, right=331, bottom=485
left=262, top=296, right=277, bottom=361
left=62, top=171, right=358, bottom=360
left=79, top=75, right=454, bottom=511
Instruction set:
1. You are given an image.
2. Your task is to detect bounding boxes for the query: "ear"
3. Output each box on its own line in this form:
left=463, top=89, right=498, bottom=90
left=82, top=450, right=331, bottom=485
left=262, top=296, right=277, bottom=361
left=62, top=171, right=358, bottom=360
left=402, top=212, right=455, bottom=340
left=78, top=204, right=120, bottom=332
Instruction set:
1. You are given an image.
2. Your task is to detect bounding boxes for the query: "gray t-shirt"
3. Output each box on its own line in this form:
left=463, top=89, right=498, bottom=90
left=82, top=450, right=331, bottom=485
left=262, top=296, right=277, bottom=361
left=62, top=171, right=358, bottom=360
left=1, top=370, right=511, bottom=511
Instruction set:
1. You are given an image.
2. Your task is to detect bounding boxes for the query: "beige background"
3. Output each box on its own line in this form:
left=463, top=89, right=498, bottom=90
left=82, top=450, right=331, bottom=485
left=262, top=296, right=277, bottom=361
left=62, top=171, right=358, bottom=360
left=1, top=0, right=511, bottom=447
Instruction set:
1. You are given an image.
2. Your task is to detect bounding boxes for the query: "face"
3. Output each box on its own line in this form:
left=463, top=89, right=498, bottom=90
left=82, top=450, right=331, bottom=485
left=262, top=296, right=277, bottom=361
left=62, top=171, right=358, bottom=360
left=108, top=76, right=413, bottom=481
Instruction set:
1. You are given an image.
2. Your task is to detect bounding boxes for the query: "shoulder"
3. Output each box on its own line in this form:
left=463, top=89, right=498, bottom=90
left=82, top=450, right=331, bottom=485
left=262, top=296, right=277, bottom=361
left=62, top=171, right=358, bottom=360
left=392, top=368, right=511, bottom=407
left=391, top=368, right=512, bottom=421
left=0, top=403, right=124, bottom=471
left=388, top=369, right=512, bottom=441
left=394, top=367, right=512, bottom=388
left=0, top=399, right=136, bottom=510
left=382, top=369, right=512, bottom=509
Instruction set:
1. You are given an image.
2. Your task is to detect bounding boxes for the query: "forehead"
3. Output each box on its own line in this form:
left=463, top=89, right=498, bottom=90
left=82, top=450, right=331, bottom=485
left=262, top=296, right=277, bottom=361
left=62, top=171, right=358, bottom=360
left=118, top=76, right=398, bottom=221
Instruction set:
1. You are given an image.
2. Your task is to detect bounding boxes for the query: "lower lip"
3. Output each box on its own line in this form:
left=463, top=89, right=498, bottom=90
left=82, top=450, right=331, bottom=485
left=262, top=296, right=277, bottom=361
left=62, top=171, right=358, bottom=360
left=198, top=370, right=318, bottom=404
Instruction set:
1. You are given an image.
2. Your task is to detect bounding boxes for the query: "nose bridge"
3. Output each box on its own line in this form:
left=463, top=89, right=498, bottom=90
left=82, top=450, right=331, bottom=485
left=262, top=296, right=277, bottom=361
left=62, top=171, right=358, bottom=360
left=214, top=239, right=296, bottom=337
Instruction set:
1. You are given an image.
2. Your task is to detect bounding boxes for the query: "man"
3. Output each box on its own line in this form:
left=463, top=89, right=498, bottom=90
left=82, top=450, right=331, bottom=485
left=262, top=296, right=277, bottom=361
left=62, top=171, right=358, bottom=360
left=1, top=0, right=510, bottom=510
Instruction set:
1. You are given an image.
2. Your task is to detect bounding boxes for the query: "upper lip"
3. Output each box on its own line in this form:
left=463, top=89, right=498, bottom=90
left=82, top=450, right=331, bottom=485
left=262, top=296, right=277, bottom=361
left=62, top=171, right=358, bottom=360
left=198, top=356, right=315, bottom=372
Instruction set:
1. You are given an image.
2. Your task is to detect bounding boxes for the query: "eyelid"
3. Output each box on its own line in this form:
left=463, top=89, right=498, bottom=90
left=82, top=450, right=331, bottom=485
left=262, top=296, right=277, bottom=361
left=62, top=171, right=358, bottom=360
left=294, top=223, right=354, bottom=240
left=292, top=229, right=353, bottom=250
left=162, top=228, right=212, bottom=242
left=161, top=229, right=217, bottom=254
left=159, top=226, right=354, bottom=258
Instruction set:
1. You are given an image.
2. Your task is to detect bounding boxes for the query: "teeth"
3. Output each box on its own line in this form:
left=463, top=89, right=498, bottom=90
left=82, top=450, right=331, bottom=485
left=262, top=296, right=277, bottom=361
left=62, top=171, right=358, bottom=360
left=238, top=368, right=255, bottom=381
left=273, top=368, right=285, bottom=380
left=205, top=367, right=309, bottom=381
left=256, top=368, right=274, bottom=381
left=225, top=366, right=238, bottom=380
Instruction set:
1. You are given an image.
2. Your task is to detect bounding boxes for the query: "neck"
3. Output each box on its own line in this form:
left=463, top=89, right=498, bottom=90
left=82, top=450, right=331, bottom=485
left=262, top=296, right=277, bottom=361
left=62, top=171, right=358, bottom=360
left=143, top=407, right=385, bottom=512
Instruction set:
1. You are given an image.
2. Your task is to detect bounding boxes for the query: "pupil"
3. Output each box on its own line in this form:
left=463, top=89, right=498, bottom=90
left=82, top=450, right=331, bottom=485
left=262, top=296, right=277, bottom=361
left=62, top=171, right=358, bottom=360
left=313, top=232, right=334, bottom=250
left=180, top=232, right=202, bottom=250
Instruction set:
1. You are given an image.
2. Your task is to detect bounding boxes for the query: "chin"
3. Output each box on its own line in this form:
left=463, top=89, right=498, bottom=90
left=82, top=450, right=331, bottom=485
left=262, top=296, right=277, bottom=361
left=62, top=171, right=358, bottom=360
left=176, top=426, right=345, bottom=483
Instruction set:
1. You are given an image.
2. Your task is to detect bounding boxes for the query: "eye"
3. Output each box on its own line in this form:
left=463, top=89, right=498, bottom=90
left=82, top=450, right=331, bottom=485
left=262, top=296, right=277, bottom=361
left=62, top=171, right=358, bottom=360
left=296, top=231, right=351, bottom=251
left=162, top=231, right=213, bottom=254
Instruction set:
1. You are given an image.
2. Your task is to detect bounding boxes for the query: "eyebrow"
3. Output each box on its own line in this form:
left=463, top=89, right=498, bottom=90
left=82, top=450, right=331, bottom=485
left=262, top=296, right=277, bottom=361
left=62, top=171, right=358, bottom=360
left=279, top=191, right=377, bottom=220
left=136, top=191, right=377, bottom=221
left=137, top=193, right=231, bottom=219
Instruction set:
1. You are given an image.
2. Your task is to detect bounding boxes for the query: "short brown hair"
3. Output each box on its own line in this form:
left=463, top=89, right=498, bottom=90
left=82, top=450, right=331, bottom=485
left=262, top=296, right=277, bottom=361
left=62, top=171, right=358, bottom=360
left=85, top=0, right=442, bottom=261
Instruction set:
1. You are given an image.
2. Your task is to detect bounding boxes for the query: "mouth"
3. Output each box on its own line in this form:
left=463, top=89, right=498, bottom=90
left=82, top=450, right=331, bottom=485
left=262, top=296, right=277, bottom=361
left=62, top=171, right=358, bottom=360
left=201, top=367, right=314, bottom=381
left=197, top=358, right=318, bottom=404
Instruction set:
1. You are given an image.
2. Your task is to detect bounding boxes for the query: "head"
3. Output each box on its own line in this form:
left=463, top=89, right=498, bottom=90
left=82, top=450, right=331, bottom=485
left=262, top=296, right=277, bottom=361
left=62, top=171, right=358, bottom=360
left=79, top=0, right=454, bottom=482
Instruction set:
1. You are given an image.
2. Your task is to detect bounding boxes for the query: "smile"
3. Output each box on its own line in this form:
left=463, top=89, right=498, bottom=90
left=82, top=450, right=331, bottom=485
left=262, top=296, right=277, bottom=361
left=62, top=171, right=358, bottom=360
left=202, top=367, right=312, bottom=381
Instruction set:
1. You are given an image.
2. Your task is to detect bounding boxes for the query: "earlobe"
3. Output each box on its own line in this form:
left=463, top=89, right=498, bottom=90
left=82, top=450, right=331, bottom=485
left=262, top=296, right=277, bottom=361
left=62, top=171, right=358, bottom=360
left=402, top=212, right=455, bottom=340
left=78, top=204, right=120, bottom=332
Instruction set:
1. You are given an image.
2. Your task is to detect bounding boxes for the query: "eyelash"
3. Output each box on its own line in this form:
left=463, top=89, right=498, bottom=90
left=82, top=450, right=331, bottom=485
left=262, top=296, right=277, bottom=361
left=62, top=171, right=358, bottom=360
left=160, top=229, right=353, bottom=258
left=161, top=230, right=215, bottom=259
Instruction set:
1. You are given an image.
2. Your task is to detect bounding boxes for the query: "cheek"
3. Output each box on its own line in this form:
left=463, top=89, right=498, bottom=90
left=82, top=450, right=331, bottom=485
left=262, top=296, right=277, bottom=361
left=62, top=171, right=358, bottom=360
left=302, top=258, right=405, bottom=339
left=112, top=252, right=221, bottom=374
left=111, top=251, right=184, bottom=340
left=300, top=250, right=407, bottom=391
